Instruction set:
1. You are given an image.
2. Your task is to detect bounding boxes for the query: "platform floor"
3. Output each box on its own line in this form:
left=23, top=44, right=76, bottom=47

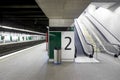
left=0, top=43, right=120, bottom=80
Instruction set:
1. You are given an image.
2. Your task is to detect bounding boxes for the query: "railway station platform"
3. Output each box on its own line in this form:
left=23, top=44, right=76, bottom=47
left=0, top=0, right=120, bottom=80
left=0, top=43, right=120, bottom=80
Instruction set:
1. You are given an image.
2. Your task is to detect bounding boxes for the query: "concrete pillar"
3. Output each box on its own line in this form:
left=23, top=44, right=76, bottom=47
left=48, top=18, right=75, bottom=62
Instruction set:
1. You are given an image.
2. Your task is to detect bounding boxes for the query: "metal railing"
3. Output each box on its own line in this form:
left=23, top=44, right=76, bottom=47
left=85, top=12, right=120, bottom=57
left=87, top=12, right=120, bottom=43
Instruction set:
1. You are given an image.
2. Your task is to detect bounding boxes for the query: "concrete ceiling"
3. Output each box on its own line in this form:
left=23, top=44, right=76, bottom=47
left=0, top=0, right=48, bottom=33
left=36, top=0, right=119, bottom=19
left=91, top=2, right=116, bottom=8
left=36, top=0, right=91, bottom=19
left=0, top=0, right=119, bottom=32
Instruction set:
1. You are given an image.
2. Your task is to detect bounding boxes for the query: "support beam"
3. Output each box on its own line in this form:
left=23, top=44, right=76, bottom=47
left=49, top=19, right=74, bottom=27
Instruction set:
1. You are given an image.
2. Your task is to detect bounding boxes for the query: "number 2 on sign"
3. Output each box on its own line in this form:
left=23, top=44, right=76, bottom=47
left=65, top=37, right=71, bottom=50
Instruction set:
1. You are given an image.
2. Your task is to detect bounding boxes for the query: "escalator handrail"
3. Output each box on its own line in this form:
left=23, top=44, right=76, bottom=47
left=86, top=12, right=120, bottom=56
left=87, top=12, right=120, bottom=43
left=75, top=20, right=94, bottom=56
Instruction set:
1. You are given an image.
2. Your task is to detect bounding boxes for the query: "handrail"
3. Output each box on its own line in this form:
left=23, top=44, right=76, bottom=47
left=87, top=12, right=120, bottom=43
left=75, top=20, right=94, bottom=57
left=85, top=13, right=120, bottom=57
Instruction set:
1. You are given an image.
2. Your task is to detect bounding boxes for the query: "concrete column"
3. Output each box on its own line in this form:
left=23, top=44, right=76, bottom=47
left=49, top=19, right=74, bottom=27
left=48, top=18, right=75, bottom=62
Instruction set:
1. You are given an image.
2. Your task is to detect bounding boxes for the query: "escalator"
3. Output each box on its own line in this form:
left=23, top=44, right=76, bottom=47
left=74, top=26, right=86, bottom=57
left=82, top=13, right=120, bottom=57
left=74, top=20, right=94, bottom=58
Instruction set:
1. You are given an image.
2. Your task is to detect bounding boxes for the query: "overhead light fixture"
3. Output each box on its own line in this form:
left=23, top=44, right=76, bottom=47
left=0, top=25, right=45, bottom=35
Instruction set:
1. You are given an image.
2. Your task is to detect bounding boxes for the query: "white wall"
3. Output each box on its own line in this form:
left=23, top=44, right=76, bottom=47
left=86, top=4, right=120, bottom=44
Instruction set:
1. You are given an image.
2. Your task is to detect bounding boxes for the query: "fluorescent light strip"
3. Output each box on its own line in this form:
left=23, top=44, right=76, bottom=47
left=0, top=25, right=45, bottom=35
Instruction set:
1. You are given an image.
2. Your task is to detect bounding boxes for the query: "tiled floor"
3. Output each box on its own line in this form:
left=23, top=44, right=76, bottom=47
left=0, top=43, right=120, bottom=80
